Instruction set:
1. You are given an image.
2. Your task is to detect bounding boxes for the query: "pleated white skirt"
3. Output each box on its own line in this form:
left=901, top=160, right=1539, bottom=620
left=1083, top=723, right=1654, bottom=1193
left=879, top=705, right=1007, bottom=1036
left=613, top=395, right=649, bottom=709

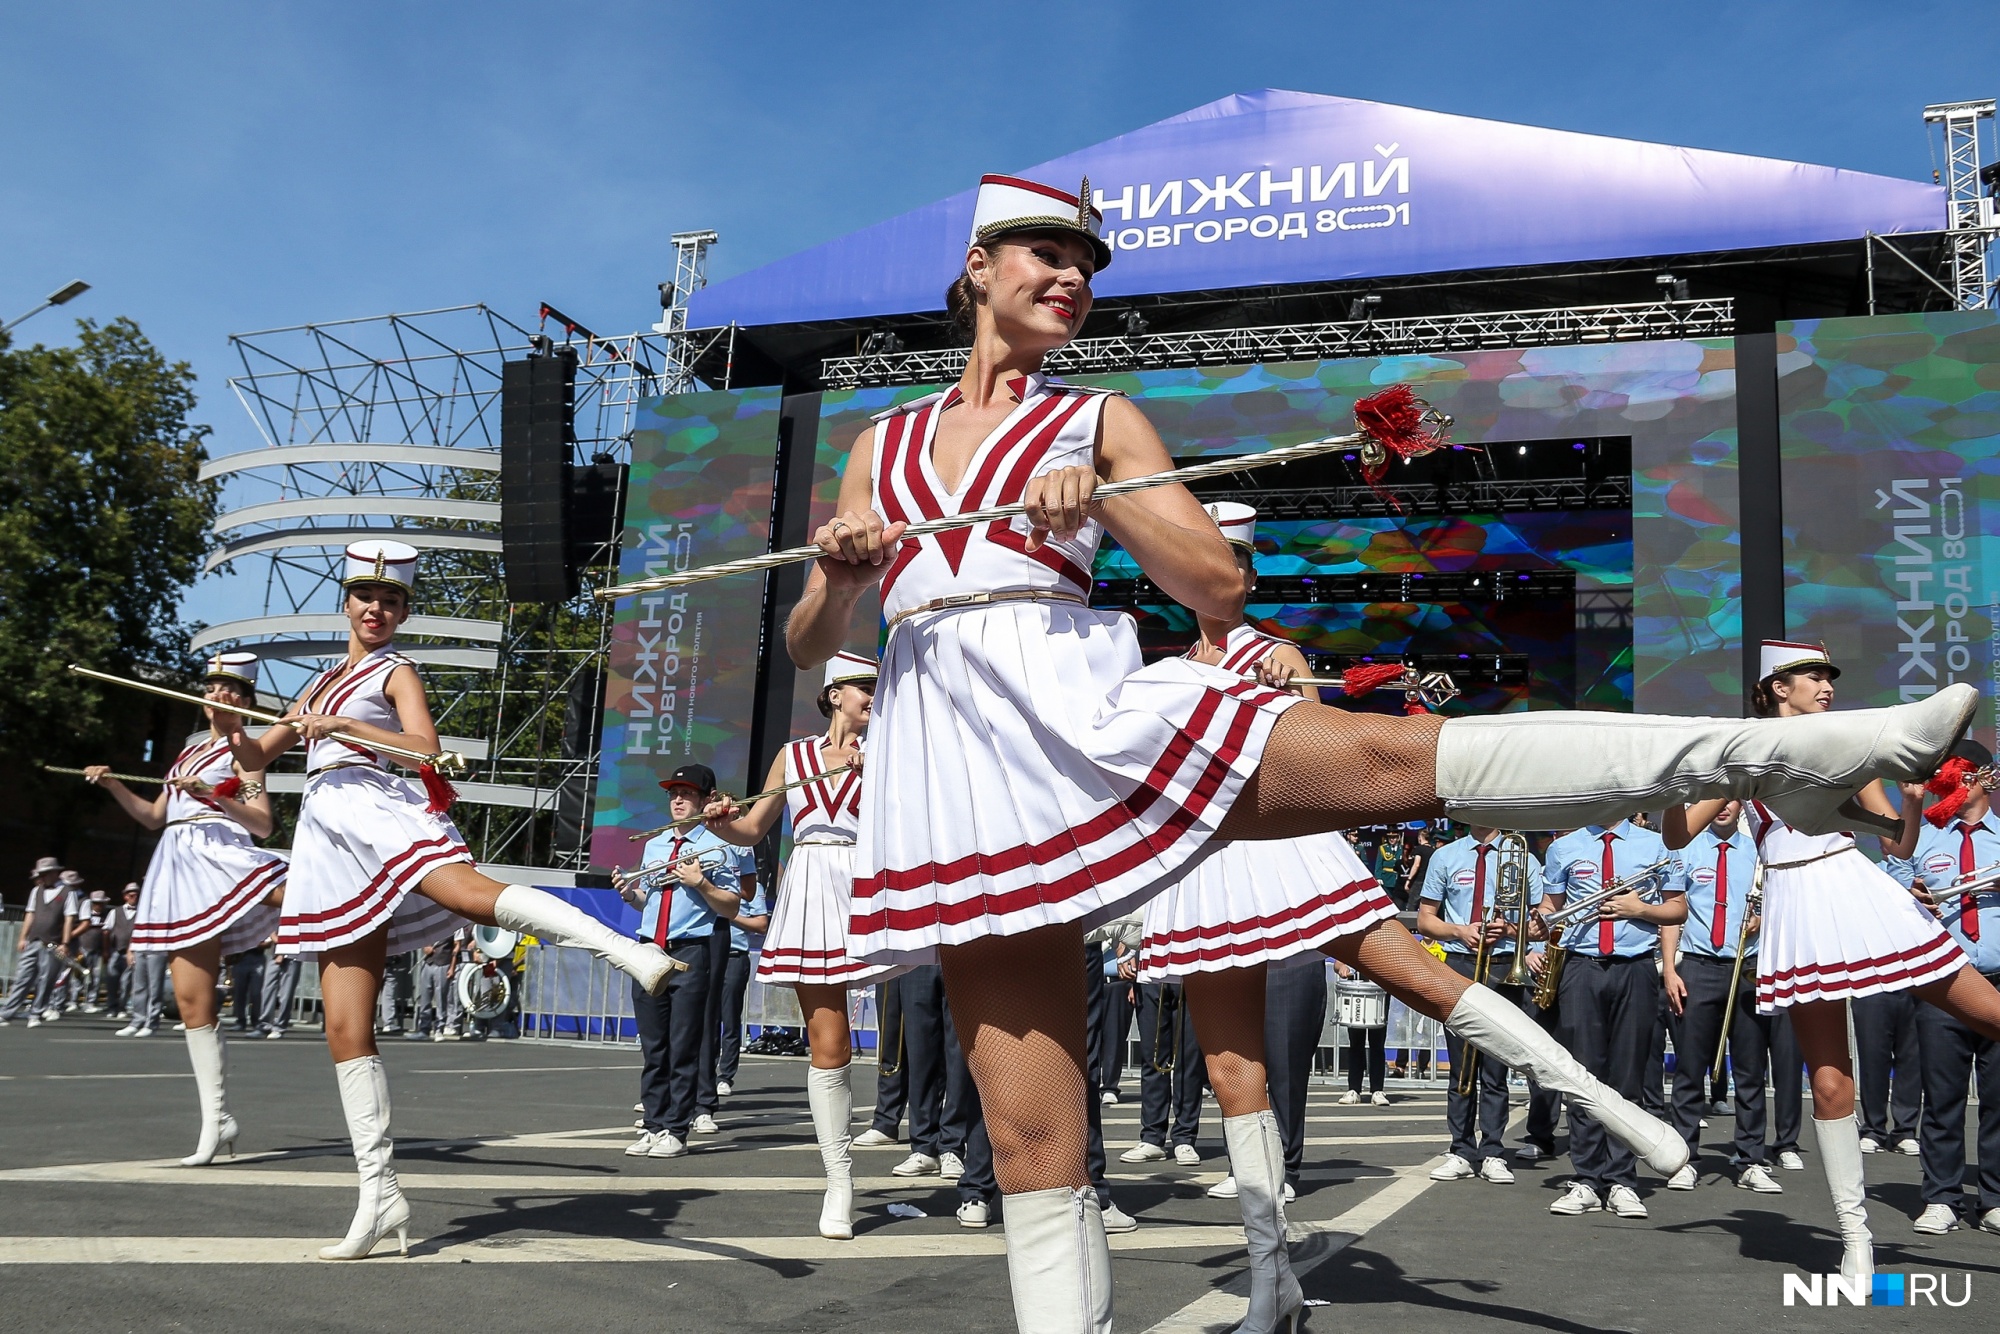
left=277, top=767, right=472, bottom=958
left=132, top=820, right=286, bottom=956
left=1137, top=831, right=1397, bottom=981
left=1755, top=845, right=1965, bottom=1012
left=850, top=602, right=1299, bottom=968
left=757, top=841, right=901, bottom=988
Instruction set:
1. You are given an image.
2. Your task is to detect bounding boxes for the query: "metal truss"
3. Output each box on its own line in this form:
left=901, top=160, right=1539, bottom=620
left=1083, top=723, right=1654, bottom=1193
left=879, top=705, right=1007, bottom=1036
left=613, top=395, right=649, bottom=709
left=820, top=299, right=1735, bottom=389
left=1923, top=100, right=1997, bottom=310
left=1193, top=474, right=1631, bottom=520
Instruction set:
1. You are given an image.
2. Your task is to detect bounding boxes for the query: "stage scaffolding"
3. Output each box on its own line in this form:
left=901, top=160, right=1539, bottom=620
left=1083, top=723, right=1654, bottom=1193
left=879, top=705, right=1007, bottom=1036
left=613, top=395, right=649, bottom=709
left=202, top=304, right=677, bottom=870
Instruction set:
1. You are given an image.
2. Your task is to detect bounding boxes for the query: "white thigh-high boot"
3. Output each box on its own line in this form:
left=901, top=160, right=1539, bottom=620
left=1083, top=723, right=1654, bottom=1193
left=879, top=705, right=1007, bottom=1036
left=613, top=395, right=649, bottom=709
left=1445, top=985, right=1688, bottom=1176
left=179, top=1025, right=238, bottom=1166
left=1817, top=1116, right=1873, bottom=1283
left=320, top=1055, right=410, bottom=1260
left=1001, top=1186, right=1114, bottom=1334
left=1224, top=1111, right=1303, bottom=1334
left=1434, top=684, right=1975, bottom=835
left=493, top=885, right=680, bottom=994
left=807, top=1062, right=855, bottom=1240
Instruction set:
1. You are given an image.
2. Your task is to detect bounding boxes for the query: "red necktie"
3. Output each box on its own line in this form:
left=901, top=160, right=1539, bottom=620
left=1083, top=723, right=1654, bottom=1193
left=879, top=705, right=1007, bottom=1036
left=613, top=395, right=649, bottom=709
left=653, top=836, right=686, bottom=947
left=1711, top=842, right=1729, bottom=952
left=1599, top=831, right=1617, bottom=955
left=1960, top=822, right=1981, bottom=943
left=1471, top=844, right=1490, bottom=925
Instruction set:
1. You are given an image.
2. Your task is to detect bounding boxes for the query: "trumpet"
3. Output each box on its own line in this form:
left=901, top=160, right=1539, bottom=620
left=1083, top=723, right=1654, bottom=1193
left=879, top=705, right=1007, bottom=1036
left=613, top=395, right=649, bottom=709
left=1924, top=860, right=2000, bottom=910
left=1456, top=833, right=1535, bottom=1095
left=1533, top=858, right=1675, bottom=1010
left=611, top=847, right=732, bottom=895
left=1711, top=864, right=1765, bottom=1081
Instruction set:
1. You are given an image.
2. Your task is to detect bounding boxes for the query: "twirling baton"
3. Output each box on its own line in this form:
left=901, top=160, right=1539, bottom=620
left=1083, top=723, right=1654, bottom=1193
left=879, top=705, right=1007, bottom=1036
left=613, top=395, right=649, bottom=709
left=595, top=386, right=1450, bottom=601
left=66, top=664, right=471, bottom=776
left=41, top=764, right=166, bottom=785
left=1262, top=664, right=1461, bottom=710
left=627, top=762, right=858, bottom=841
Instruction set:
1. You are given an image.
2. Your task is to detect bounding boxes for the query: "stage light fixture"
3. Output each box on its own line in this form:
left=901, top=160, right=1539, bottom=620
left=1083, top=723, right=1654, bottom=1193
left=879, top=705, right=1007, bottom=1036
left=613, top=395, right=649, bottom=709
left=1982, top=162, right=2000, bottom=197
left=1120, top=310, right=1149, bottom=337
left=1347, top=293, right=1382, bottom=321
left=1655, top=273, right=1690, bottom=301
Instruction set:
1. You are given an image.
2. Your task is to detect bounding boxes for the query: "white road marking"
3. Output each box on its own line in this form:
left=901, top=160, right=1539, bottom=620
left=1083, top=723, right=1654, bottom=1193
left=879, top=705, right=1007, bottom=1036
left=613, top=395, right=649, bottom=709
left=409, top=1065, right=641, bottom=1075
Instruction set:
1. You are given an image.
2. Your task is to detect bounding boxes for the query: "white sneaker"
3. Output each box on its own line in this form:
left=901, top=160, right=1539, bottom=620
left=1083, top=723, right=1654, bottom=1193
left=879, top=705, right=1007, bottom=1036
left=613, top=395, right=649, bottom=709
left=647, top=1133, right=688, bottom=1159
left=1337, top=1090, right=1362, bottom=1105
left=1101, top=1203, right=1138, bottom=1234
left=1099, top=1090, right=1119, bottom=1105
left=1549, top=1182, right=1602, bottom=1215
left=1667, top=1164, right=1698, bottom=1191
left=1282, top=1182, right=1295, bottom=1204
left=625, top=1131, right=659, bottom=1157
left=1778, top=1150, right=1805, bottom=1171
left=1737, top=1164, right=1783, bottom=1194
left=1979, top=1208, right=2000, bottom=1235
left=1859, top=1136, right=1881, bottom=1153
left=956, top=1199, right=990, bottom=1228
left=691, top=1114, right=720, bottom=1135
left=172, top=1021, right=184, bottom=1030
left=1515, top=1143, right=1547, bottom=1163
left=634, top=1101, right=644, bottom=1113
left=114, top=1023, right=139, bottom=1037
left=1207, top=1175, right=1239, bottom=1199
left=1479, top=1156, right=1516, bottom=1184
left=1430, top=1153, right=1476, bottom=1182
left=852, top=1128, right=898, bottom=1148
left=716, top=1081, right=732, bottom=1097
left=1894, top=1137, right=1921, bottom=1156
left=133, top=1026, right=152, bottom=1037
left=1913, top=1203, right=1960, bottom=1234
left=1120, top=1142, right=1168, bottom=1163
left=634, top=1117, right=646, bottom=1129
left=1173, top=1144, right=1202, bottom=1166
left=1606, top=1185, right=1648, bottom=1218
left=891, top=1152, right=941, bottom=1177
left=1698, top=1118, right=1708, bottom=1129
left=940, top=1152, right=965, bottom=1181
left=1371, top=1091, right=1391, bottom=1106
left=431, top=1030, right=447, bottom=1043
left=25, top=1016, right=40, bottom=1029
left=264, top=1028, right=283, bottom=1039
left=42, top=1009, right=60, bottom=1022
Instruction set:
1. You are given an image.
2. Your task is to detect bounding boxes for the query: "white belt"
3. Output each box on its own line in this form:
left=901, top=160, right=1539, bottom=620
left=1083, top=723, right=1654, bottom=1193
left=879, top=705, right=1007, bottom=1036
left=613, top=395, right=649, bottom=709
left=164, top=815, right=229, bottom=829
left=307, top=761, right=384, bottom=779
left=1764, top=844, right=1855, bottom=872
left=793, top=837, right=855, bottom=847
left=886, top=589, right=1087, bottom=631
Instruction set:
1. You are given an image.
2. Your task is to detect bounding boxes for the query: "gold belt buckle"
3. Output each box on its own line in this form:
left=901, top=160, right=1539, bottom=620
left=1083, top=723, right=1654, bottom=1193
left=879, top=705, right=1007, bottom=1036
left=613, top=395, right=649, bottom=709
left=937, top=592, right=985, bottom=609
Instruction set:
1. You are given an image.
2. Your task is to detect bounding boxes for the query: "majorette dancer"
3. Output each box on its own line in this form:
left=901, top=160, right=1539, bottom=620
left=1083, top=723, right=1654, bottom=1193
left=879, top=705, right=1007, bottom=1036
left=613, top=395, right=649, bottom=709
left=85, top=651, right=286, bottom=1167
left=1667, top=641, right=2000, bottom=1285
left=784, top=172, right=1977, bottom=1333
left=703, top=650, right=900, bottom=1241
left=218, top=539, right=679, bottom=1261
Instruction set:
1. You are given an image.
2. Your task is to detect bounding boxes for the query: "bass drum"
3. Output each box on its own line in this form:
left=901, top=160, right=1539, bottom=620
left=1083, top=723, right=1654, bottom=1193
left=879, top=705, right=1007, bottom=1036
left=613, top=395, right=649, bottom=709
left=457, top=959, right=514, bottom=1021
left=473, top=925, right=520, bottom=961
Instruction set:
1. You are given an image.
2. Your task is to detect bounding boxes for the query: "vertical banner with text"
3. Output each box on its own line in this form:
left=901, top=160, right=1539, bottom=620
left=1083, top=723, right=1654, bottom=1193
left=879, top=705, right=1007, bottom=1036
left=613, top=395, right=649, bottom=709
left=590, top=387, right=782, bottom=872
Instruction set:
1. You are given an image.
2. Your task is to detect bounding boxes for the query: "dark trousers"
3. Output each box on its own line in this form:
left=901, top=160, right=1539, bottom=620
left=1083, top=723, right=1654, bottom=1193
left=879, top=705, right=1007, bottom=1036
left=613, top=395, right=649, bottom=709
left=695, top=931, right=730, bottom=1114
left=1669, top=954, right=1771, bottom=1166
left=1099, top=962, right=1135, bottom=1094
left=1852, top=990, right=1923, bottom=1140
left=228, top=951, right=265, bottom=1030
left=871, top=979, right=908, bottom=1136
left=1134, top=981, right=1204, bottom=1148
left=1770, top=1009, right=1803, bottom=1153
left=1266, top=962, right=1326, bottom=1185
left=1347, top=1025, right=1386, bottom=1093
left=716, top=949, right=751, bottom=1085
left=900, top=964, right=956, bottom=1156
left=1444, top=953, right=1512, bottom=1160
left=105, top=950, right=132, bottom=1013
left=1642, top=987, right=1671, bottom=1116
left=1559, top=956, right=1658, bottom=1191
left=1917, top=983, right=2000, bottom=1210
left=634, top=935, right=713, bottom=1138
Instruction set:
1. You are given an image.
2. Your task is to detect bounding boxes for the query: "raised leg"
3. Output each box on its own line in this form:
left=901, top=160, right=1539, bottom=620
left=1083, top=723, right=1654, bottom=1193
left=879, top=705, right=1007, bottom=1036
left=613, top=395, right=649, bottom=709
left=1916, top=965, right=2000, bottom=1043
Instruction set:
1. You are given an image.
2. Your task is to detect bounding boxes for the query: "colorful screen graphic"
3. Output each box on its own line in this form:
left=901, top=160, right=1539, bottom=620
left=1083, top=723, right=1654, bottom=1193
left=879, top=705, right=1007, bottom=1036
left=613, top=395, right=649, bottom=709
left=590, top=388, right=783, bottom=872
left=1778, top=311, right=2000, bottom=746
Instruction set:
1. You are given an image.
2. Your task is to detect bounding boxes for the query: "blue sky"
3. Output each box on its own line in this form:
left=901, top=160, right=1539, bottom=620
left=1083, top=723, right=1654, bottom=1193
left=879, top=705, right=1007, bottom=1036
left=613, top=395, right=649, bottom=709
left=2, top=2, right=1994, bottom=624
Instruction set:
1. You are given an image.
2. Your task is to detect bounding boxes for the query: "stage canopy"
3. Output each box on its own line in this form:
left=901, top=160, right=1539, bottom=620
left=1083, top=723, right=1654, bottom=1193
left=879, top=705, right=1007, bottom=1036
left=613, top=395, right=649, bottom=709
left=688, top=89, right=1944, bottom=330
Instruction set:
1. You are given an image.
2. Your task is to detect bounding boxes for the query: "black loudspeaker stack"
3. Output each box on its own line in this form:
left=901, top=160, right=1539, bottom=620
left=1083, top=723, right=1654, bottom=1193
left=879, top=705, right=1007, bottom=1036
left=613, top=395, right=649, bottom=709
left=501, top=347, right=579, bottom=602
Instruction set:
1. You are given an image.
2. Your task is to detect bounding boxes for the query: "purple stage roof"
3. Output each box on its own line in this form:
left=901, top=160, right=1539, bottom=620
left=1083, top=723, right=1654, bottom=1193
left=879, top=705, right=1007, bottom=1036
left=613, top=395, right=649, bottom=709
left=688, top=90, right=1943, bottom=330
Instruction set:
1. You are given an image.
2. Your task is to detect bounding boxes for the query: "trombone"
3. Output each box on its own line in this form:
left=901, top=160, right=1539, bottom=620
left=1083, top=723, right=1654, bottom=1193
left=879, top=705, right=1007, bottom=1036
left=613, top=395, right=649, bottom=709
left=1455, top=833, right=1535, bottom=1095
left=1711, top=863, right=1765, bottom=1082
left=1533, top=858, right=1675, bottom=1011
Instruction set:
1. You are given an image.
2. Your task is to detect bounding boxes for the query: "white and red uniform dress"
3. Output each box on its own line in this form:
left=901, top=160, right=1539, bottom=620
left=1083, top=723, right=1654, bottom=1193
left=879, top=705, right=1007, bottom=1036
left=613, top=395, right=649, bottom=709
left=1136, top=626, right=1397, bottom=981
left=277, top=647, right=472, bottom=958
left=850, top=373, right=1301, bottom=967
left=1749, top=798, right=1965, bottom=1013
left=131, top=737, right=286, bottom=955
left=755, top=737, right=900, bottom=988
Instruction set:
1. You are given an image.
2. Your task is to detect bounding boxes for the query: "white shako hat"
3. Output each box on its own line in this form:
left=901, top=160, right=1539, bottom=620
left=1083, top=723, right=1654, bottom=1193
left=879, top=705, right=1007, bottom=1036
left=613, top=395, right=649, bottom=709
left=1204, top=501, right=1258, bottom=552
left=343, top=538, right=420, bottom=592
left=969, top=174, right=1111, bottom=271
left=824, top=652, right=878, bottom=689
left=1759, top=639, right=1840, bottom=681
left=203, top=651, right=259, bottom=689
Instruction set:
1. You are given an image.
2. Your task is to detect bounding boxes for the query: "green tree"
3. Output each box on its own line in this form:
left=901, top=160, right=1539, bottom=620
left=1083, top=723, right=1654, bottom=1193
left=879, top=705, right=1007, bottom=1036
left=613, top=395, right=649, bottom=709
left=0, top=317, right=217, bottom=853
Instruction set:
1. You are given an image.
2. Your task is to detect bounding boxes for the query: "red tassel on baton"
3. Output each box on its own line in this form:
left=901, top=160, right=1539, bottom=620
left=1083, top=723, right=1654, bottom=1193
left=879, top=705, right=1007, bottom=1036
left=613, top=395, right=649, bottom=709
left=419, top=764, right=459, bottom=814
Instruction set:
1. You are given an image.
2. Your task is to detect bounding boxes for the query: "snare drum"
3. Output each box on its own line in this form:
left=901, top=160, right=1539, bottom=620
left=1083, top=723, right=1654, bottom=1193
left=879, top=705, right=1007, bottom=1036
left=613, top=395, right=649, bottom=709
left=1335, top=978, right=1389, bottom=1029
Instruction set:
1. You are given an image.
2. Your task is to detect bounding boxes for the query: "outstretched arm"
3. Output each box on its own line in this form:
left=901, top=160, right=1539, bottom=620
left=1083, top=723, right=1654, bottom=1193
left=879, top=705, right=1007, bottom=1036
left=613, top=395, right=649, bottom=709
left=787, top=424, right=905, bottom=670
left=85, top=768, right=169, bottom=830
left=704, top=750, right=789, bottom=846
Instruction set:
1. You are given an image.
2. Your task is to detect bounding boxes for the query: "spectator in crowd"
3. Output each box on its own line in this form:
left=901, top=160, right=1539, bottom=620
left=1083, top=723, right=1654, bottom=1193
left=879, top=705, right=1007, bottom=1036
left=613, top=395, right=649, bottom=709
left=228, top=945, right=266, bottom=1032
left=1098, top=939, right=1136, bottom=1104
left=417, top=935, right=458, bottom=1040
left=72, top=888, right=111, bottom=1013
left=694, top=854, right=760, bottom=1125
left=711, top=878, right=770, bottom=1097
left=104, top=884, right=141, bottom=1021
left=259, top=934, right=301, bottom=1038
left=855, top=979, right=909, bottom=1147
left=3, top=858, right=71, bottom=1027
left=377, top=950, right=415, bottom=1035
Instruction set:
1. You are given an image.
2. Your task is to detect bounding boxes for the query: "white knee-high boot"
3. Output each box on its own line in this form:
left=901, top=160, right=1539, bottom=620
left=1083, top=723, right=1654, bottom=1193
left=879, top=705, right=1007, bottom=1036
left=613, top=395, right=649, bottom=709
left=320, top=1055, right=410, bottom=1260
left=1224, top=1111, right=1303, bottom=1334
left=1001, top=1186, right=1113, bottom=1334
left=180, top=1024, right=238, bottom=1166
left=1817, top=1116, right=1873, bottom=1283
left=1435, top=684, right=1975, bottom=835
left=807, top=1062, right=855, bottom=1240
left=1445, top=985, right=1688, bottom=1176
left=493, top=885, right=680, bottom=994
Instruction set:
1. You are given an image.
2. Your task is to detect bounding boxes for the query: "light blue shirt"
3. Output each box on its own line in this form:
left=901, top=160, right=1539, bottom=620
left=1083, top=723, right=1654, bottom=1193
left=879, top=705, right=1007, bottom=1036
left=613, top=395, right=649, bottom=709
left=728, top=866, right=767, bottom=952
left=1542, top=822, right=1685, bottom=959
left=1671, top=827, right=1759, bottom=959
left=1887, top=809, right=2000, bottom=975
left=634, top=824, right=743, bottom=943
left=1419, top=834, right=1546, bottom=955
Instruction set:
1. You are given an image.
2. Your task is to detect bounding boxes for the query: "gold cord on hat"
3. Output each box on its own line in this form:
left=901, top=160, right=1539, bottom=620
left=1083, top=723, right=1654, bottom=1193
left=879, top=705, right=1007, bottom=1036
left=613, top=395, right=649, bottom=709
left=1077, top=177, right=1093, bottom=228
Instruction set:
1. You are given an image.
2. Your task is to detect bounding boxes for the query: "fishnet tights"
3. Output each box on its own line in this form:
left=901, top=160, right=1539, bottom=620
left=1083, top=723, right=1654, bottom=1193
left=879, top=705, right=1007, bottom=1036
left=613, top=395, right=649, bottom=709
left=1218, top=704, right=1445, bottom=840
left=940, top=922, right=1092, bottom=1194
left=1183, top=966, right=1272, bottom=1117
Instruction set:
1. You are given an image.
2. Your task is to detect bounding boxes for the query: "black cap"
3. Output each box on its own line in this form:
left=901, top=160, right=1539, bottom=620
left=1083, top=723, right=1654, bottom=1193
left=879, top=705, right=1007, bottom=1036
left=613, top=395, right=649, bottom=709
left=659, top=763, right=717, bottom=795
left=1953, top=738, right=1994, bottom=769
